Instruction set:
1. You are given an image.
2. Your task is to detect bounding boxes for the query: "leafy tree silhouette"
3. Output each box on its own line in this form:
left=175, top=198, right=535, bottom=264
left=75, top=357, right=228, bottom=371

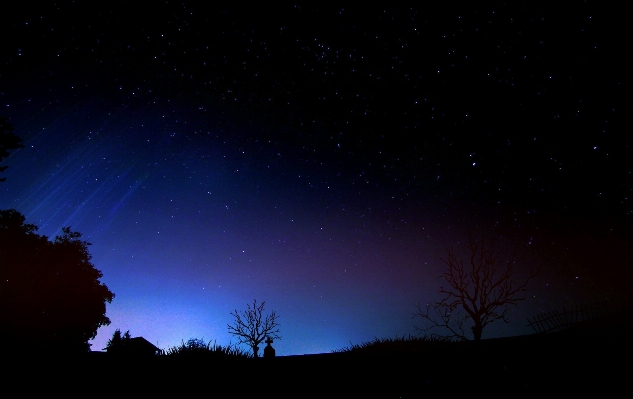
left=227, top=299, right=280, bottom=357
left=0, top=209, right=115, bottom=353
left=0, top=117, right=23, bottom=182
left=414, top=231, right=539, bottom=341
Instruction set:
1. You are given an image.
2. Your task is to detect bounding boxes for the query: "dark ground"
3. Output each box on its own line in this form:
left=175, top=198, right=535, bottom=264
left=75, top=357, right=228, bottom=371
left=6, top=318, right=631, bottom=397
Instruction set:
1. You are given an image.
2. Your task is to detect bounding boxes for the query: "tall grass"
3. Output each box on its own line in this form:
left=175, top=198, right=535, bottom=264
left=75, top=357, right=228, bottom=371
left=333, top=335, right=458, bottom=354
left=161, top=338, right=252, bottom=358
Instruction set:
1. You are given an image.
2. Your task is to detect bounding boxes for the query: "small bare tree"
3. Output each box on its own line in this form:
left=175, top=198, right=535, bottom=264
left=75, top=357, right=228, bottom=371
left=228, top=299, right=281, bottom=357
left=415, top=231, right=539, bottom=341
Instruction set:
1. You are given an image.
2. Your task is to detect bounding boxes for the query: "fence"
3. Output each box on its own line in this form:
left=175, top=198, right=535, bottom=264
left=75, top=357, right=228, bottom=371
left=526, top=302, right=621, bottom=334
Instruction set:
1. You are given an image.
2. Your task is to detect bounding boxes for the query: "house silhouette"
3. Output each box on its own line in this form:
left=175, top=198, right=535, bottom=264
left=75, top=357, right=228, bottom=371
left=104, top=336, right=159, bottom=356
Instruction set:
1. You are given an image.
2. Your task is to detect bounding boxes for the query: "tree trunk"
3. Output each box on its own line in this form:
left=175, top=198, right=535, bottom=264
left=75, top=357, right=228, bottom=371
left=471, top=323, right=483, bottom=341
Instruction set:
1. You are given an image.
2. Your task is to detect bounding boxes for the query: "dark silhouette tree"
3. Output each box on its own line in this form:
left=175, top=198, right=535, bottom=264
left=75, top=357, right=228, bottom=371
left=0, top=209, right=115, bottom=353
left=104, top=329, right=131, bottom=353
left=227, top=299, right=281, bottom=357
left=0, top=117, right=23, bottom=182
left=414, top=231, right=538, bottom=341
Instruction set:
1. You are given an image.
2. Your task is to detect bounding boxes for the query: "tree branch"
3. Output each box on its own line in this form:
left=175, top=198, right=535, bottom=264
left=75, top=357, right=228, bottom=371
left=227, top=299, right=281, bottom=356
left=414, top=230, right=539, bottom=341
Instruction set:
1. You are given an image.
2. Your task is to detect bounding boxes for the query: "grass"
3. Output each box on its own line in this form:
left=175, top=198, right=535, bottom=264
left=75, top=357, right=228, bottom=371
left=161, top=338, right=252, bottom=358
left=333, top=334, right=458, bottom=354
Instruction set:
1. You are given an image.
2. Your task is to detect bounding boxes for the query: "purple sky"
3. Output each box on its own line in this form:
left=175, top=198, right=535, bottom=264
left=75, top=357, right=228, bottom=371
left=1, top=3, right=629, bottom=355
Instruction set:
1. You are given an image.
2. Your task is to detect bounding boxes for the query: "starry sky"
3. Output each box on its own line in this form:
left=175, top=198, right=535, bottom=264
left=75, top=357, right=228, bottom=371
left=1, top=2, right=630, bottom=355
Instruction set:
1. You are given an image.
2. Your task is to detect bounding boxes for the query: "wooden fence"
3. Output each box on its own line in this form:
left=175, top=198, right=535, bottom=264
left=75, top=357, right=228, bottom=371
left=526, top=302, right=620, bottom=334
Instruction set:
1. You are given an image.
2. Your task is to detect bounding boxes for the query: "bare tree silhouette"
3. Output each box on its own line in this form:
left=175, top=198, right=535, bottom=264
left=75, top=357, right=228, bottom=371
left=415, top=231, right=539, bottom=341
left=227, top=299, right=280, bottom=357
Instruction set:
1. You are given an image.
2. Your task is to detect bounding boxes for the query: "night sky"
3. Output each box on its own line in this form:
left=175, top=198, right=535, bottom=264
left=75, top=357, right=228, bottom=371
left=1, top=2, right=630, bottom=355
